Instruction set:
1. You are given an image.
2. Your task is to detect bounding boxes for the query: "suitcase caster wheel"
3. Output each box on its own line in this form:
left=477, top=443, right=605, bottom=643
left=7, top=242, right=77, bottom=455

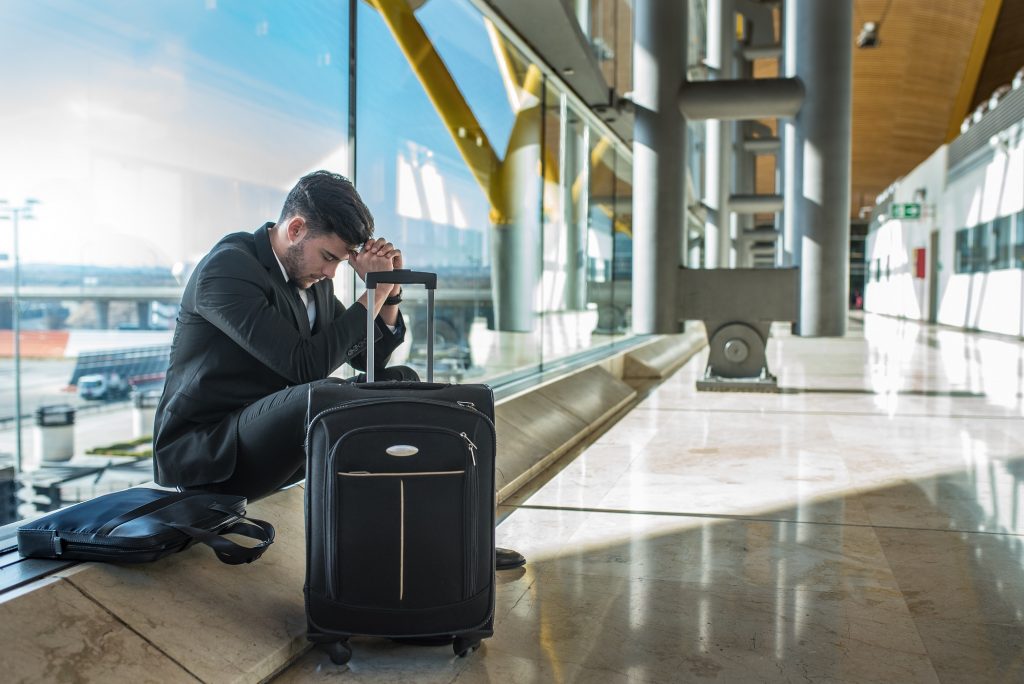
left=326, top=640, right=352, bottom=665
left=453, top=637, right=481, bottom=658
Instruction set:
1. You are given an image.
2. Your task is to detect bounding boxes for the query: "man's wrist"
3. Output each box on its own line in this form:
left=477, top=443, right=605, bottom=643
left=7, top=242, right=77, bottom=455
left=385, top=287, right=402, bottom=306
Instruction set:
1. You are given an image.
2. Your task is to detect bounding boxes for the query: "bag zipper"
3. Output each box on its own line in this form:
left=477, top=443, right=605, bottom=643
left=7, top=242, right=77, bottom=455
left=54, top=539, right=187, bottom=556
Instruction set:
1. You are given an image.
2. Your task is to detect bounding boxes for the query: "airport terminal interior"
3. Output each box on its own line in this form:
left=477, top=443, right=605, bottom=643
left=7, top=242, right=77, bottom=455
left=1, top=0, right=1023, bottom=682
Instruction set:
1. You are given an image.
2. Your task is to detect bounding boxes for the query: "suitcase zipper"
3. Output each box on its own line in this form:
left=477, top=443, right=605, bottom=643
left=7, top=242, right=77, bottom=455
left=400, top=480, right=405, bottom=601
left=459, top=432, right=478, bottom=466
left=338, top=470, right=465, bottom=477
left=460, top=432, right=479, bottom=595
left=306, top=397, right=495, bottom=448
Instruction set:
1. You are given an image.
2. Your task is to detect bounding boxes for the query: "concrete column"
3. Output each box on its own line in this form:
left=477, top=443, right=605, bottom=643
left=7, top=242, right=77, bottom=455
left=632, top=0, right=687, bottom=333
left=136, top=301, right=152, bottom=330
left=703, top=119, right=721, bottom=268
left=710, top=0, right=735, bottom=267
left=491, top=103, right=543, bottom=332
left=735, top=58, right=756, bottom=269
left=95, top=300, right=110, bottom=330
left=563, top=110, right=588, bottom=311
left=784, top=0, right=853, bottom=336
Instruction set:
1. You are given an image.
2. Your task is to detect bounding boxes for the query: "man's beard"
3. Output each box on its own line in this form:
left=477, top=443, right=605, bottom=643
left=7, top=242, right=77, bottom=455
left=282, top=240, right=307, bottom=287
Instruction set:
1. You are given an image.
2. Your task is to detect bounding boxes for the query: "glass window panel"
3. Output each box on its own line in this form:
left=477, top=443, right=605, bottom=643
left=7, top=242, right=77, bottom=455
left=954, top=228, right=970, bottom=274
left=356, top=0, right=543, bottom=383
left=417, top=1, right=519, bottom=157
left=540, top=84, right=589, bottom=360
left=585, top=0, right=633, bottom=95
left=586, top=127, right=620, bottom=338
left=1016, top=212, right=1024, bottom=269
left=992, top=215, right=1012, bottom=270
left=689, top=0, right=710, bottom=73
left=685, top=120, right=707, bottom=268
left=611, top=155, right=633, bottom=339
left=972, top=223, right=989, bottom=272
left=0, top=0, right=349, bottom=514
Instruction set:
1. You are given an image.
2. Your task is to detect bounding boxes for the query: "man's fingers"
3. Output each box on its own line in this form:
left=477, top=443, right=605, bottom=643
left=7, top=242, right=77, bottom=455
left=365, top=237, right=393, bottom=254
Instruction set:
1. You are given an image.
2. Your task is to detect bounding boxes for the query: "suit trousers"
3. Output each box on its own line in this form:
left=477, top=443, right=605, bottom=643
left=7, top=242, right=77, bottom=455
left=195, top=365, right=420, bottom=501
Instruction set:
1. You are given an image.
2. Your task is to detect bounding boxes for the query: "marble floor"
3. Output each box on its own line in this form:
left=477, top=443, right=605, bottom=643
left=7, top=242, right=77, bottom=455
left=275, top=314, right=1024, bottom=683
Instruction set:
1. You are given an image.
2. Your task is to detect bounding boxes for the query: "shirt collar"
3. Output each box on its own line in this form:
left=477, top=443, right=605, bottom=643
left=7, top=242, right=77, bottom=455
left=270, top=246, right=290, bottom=285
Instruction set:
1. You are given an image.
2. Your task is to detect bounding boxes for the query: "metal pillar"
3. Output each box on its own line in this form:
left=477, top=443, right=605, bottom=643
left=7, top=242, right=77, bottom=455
left=703, top=118, right=721, bottom=268
left=632, top=0, right=687, bottom=333
left=705, top=0, right=735, bottom=268
left=563, top=107, right=588, bottom=311
left=784, top=0, right=853, bottom=336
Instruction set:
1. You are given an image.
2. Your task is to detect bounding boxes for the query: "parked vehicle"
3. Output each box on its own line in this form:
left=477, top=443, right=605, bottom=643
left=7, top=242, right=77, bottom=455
left=77, top=373, right=130, bottom=401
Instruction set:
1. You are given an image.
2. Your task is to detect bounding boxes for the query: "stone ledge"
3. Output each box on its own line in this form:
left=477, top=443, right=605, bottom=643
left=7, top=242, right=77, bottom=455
left=623, top=325, right=707, bottom=381
left=2, top=485, right=309, bottom=684
left=0, top=333, right=706, bottom=683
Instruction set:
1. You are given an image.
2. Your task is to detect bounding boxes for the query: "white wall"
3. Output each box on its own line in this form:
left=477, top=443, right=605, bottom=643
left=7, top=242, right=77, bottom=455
left=865, top=146, right=947, bottom=321
left=865, top=120, right=1024, bottom=337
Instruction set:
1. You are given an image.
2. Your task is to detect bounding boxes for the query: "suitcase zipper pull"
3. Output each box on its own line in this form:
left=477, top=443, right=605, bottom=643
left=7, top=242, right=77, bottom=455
left=460, top=432, right=478, bottom=466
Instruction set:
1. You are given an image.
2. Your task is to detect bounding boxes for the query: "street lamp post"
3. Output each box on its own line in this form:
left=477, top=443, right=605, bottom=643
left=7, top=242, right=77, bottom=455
left=0, top=198, right=38, bottom=478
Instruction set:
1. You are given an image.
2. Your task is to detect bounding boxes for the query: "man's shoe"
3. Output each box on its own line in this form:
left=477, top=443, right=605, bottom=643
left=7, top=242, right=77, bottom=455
left=496, top=547, right=526, bottom=571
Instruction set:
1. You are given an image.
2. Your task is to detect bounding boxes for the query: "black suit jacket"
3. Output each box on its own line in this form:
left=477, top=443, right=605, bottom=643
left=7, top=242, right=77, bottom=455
left=153, top=223, right=405, bottom=487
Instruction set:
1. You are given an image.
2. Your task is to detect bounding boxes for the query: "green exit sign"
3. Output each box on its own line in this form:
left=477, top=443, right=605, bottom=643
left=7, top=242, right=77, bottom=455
left=892, top=203, right=922, bottom=219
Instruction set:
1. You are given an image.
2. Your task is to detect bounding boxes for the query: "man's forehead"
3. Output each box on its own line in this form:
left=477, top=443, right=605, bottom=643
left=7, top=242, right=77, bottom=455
left=311, top=232, right=358, bottom=254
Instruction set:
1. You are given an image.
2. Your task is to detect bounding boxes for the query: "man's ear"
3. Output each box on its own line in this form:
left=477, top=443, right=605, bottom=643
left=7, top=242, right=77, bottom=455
left=286, top=216, right=307, bottom=244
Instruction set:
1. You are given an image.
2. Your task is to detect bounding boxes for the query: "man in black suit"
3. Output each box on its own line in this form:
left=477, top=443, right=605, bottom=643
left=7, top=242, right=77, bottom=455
left=154, top=170, right=525, bottom=570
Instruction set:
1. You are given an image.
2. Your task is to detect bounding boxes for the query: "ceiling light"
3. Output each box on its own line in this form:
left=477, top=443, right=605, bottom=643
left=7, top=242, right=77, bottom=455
left=856, top=21, right=879, bottom=48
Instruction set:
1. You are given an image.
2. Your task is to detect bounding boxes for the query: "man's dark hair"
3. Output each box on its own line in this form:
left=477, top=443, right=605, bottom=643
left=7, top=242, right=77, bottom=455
left=278, top=170, right=374, bottom=246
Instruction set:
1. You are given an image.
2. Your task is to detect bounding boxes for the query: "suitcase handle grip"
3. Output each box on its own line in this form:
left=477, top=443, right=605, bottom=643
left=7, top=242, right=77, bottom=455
left=365, top=269, right=437, bottom=289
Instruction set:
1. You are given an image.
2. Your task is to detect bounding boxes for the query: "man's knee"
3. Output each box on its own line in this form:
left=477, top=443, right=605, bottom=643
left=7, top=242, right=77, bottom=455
left=384, top=365, right=420, bottom=382
left=352, top=365, right=420, bottom=382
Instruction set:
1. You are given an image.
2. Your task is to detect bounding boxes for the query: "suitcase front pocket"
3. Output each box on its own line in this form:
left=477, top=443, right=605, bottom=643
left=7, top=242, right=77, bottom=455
left=327, top=428, right=479, bottom=610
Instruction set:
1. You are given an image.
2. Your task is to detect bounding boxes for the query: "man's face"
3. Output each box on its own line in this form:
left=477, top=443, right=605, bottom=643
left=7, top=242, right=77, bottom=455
left=282, top=230, right=357, bottom=289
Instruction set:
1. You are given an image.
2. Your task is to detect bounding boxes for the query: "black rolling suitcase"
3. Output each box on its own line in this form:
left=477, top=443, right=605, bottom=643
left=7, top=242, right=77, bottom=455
left=303, top=270, right=496, bottom=665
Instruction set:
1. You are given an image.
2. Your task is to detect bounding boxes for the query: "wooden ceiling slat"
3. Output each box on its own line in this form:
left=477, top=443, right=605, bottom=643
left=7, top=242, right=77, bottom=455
left=850, top=0, right=988, bottom=212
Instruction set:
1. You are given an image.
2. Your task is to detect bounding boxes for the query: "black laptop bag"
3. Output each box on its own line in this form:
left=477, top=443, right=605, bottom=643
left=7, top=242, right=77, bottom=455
left=18, top=488, right=275, bottom=565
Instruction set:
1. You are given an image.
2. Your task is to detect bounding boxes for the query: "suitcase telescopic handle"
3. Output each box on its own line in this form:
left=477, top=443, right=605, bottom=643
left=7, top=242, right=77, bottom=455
left=365, top=270, right=437, bottom=289
left=365, top=269, right=435, bottom=383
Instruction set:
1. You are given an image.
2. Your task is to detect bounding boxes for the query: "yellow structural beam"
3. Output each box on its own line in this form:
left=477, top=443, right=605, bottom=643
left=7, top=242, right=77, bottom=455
left=569, top=137, right=632, bottom=238
left=946, top=0, right=1003, bottom=142
left=369, top=0, right=630, bottom=237
left=367, top=0, right=504, bottom=212
left=571, top=137, right=611, bottom=203
left=487, top=26, right=560, bottom=187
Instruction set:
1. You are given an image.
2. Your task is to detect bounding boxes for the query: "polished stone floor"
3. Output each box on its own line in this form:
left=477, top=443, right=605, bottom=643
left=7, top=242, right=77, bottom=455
left=276, top=314, right=1024, bottom=683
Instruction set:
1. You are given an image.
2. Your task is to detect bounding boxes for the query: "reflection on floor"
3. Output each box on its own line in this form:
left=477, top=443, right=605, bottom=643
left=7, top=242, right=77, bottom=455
left=276, top=314, right=1024, bottom=682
